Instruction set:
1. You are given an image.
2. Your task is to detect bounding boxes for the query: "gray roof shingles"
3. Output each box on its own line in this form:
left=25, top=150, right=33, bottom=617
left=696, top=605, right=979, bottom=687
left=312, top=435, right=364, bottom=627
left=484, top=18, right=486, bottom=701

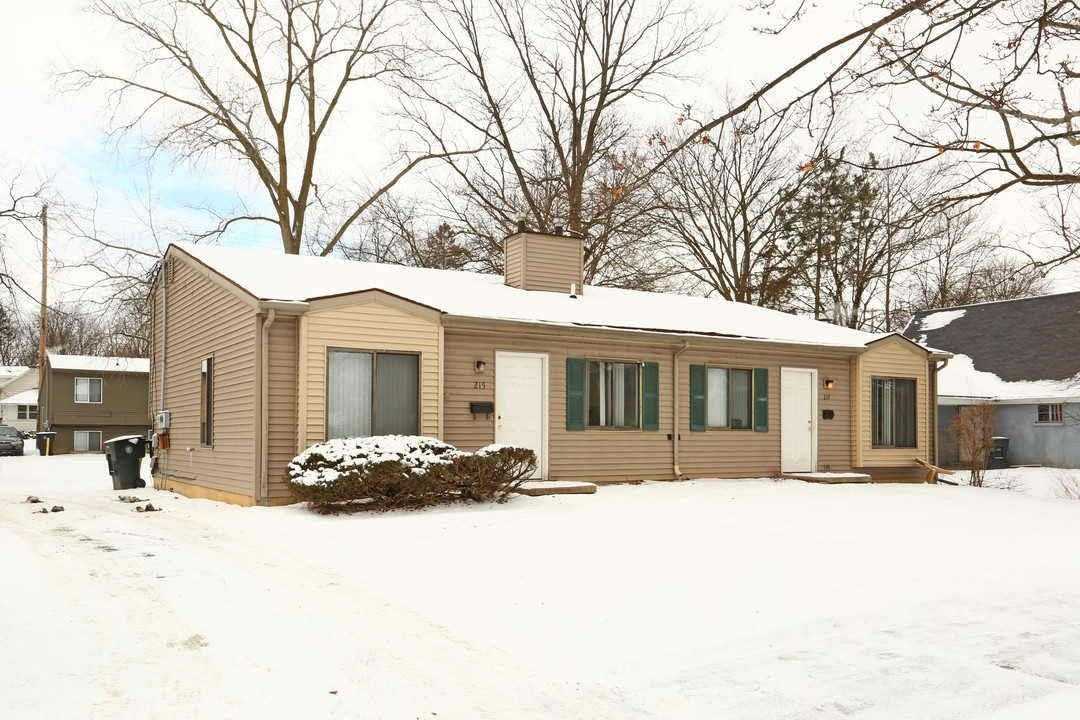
left=902, top=292, right=1080, bottom=383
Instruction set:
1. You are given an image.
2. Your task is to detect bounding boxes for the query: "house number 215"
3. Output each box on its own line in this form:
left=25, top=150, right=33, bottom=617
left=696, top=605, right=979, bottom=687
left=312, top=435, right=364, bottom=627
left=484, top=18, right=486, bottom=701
left=474, top=381, right=487, bottom=389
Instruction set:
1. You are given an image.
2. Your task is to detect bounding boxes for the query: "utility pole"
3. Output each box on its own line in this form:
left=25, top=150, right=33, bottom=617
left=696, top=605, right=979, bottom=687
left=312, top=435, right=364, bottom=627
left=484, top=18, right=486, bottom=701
left=37, top=203, right=47, bottom=434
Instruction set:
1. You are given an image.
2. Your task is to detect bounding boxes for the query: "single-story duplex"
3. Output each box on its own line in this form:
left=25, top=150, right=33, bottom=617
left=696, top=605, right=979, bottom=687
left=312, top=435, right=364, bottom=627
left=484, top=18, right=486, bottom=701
left=904, top=293, right=1080, bottom=468
left=149, top=233, right=949, bottom=506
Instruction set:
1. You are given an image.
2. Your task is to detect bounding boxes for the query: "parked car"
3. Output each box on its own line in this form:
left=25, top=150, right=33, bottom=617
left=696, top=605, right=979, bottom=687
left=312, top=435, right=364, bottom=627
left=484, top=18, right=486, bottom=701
left=0, top=424, right=24, bottom=456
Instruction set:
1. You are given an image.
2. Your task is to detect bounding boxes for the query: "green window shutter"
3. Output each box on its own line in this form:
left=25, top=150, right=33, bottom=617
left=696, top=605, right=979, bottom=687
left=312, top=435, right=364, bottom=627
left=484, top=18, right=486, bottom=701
left=753, top=368, right=769, bottom=432
left=689, top=364, right=706, bottom=432
left=566, top=358, right=587, bottom=431
left=641, top=362, right=660, bottom=431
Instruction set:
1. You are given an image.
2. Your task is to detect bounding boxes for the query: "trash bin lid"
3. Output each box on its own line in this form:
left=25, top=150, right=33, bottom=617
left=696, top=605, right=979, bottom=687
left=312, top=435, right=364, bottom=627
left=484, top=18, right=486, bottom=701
left=104, top=435, right=146, bottom=444
left=36, top=431, right=57, bottom=436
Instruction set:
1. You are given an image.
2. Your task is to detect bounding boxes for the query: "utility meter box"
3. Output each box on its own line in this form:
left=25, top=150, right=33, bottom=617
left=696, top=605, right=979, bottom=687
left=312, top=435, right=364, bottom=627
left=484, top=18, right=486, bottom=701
left=156, top=411, right=171, bottom=430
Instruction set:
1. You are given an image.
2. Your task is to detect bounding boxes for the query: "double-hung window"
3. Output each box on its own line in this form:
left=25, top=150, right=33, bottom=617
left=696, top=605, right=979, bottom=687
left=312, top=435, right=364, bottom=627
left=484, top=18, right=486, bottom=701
left=17, top=405, right=37, bottom=420
left=706, top=367, right=753, bottom=429
left=200, top=357, right=213, bottom=445
left=587, top=360, right=639, bottom=428
left=74, top=377, right=102, bottom=404
left=1037, top=404, right=1063, bottom=423
left=327, top=350, right=419, bottom=439
left=871, top=377, right=916, bottom=448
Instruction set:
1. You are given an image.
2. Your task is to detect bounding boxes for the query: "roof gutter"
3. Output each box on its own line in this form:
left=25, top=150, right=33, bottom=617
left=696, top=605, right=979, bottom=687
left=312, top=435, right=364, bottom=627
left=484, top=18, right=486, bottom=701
left=673, top=341, right=690, bottom=479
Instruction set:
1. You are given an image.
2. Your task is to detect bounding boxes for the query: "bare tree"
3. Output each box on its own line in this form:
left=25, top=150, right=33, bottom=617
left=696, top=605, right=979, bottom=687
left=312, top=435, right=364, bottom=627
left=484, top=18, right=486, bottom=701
left=654, top=104, right=824, bottom=308
left=0, top=168, right=50, bottom=302
left=865, top=0, right=1080, bottom=268
left=342, top=194, right=473, bottom=270
left=69, top=0, right=468, bottom=256
left=408, top=0, right=709, bottom=288
left=899, top=210, right=1050, bottom=319
left=948, top=402, right=997, bottom=488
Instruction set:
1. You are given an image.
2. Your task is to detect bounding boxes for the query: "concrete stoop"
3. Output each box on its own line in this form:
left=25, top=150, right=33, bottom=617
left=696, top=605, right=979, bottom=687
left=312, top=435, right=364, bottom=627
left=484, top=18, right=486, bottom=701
left=784, top=472, right=873, bottom=484
left=516, top=481, right=598, bottom=496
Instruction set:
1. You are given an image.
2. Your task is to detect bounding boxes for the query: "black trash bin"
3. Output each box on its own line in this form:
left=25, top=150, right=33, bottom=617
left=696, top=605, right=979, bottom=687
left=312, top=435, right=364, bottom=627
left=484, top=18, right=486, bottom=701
left=988, top=437, right=1009, bottom=470
left=35, top=431, right=57, bottom=456
left=104, top=435, right=148, bottom=490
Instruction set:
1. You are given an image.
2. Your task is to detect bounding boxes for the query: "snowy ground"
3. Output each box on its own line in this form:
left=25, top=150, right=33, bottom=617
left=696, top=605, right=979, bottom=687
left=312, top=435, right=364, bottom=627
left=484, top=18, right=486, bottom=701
left=3, top=443, right=1080, bottom=719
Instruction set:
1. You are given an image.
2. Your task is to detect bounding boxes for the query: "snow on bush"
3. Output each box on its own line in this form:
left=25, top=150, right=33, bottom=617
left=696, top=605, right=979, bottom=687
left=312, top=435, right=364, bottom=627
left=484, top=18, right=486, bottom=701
left=288, top=435, right=465, bottom=487
left=286, top=436, right=535, bottom=512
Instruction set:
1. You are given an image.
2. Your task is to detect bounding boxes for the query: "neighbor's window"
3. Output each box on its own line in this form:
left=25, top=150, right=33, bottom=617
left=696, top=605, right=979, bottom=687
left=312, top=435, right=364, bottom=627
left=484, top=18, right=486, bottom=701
left=17, top=404, right=37, bottom=420
left=327, top=350, right=419, bottom=439
left=74, top=430, right=103, bottom=453
left=1037, top=403, right=1063, bottom=423
left=706, top=367, right=753, bottom=429
left=200, top=356, right=213, bottom=445
left=587, top=360, right=639, bottom=428
left=871, top=377, right=917, bottom=448
left=74, top=377, right=102, bottom=403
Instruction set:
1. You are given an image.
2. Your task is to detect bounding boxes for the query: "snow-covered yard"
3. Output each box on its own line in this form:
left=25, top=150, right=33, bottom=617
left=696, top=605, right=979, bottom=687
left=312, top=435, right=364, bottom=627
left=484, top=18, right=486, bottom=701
left=3, top=445, right=1080, bottom=719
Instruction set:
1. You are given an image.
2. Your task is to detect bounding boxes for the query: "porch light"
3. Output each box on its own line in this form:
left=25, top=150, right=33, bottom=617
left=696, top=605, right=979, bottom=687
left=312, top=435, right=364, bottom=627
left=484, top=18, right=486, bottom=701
left=824, top=379, right=834, bottom=389
left=474, top=360, right=486, bottom=373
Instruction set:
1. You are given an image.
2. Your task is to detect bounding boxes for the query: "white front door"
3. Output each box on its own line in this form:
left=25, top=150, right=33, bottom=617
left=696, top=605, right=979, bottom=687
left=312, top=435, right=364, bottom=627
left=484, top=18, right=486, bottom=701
left=495, top=352, right=547, bottom=479
left=781, top=367, right=817, bottom=473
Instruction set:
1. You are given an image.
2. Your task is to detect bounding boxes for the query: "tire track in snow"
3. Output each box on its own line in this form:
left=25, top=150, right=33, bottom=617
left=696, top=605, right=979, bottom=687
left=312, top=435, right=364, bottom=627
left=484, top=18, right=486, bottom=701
left=1, top=496, right=654, bottom=719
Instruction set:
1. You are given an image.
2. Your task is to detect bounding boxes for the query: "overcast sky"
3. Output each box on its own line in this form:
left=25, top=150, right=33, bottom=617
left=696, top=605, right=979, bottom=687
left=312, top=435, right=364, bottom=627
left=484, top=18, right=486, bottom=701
left=2, top=1, right=1075, bottom=310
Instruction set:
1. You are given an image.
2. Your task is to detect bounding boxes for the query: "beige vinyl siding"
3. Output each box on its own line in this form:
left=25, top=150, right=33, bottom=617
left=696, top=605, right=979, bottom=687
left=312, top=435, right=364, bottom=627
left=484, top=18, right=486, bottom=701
left=150, top=254, right=259, bottom=497
left=522, top=233, right=583, bottom=293
left=854, top=338, right=930, bottom=468
left=444, top=323, right=858, bottom=482
left=444, top=325, right=674, bottom=481
left=266, top=316, right=298, bottom=499
left=504, top=235, right=524, bottom=288
left=678, top=347, right=853, bottom=478
left=503, top=232, right=583, bottom=293
left=297, top=299, right=441, bottom=450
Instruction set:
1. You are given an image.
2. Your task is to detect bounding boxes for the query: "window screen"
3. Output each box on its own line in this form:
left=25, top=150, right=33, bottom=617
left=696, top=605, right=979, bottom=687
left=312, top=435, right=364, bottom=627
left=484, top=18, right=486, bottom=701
left=872, top=377, right=916, bottom=448
left=327, top=350, right=418, bottom=439
left=706, top=367, right=752, bottom=429
left=587, top=361, right=639, bottom=428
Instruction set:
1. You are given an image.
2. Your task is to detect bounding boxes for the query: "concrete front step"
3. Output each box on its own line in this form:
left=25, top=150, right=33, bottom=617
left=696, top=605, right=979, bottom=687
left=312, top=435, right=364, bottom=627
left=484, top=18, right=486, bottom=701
left=784, top=472, right=873, bottom=484
left=516, top=481, right=598, bottom=496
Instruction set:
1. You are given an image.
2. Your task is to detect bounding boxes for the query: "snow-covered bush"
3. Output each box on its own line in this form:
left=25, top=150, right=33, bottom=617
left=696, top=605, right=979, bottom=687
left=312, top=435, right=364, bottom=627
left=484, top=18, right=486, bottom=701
left=286, top=436, right=536, bottom=512
left=287, top=435, right=464, bottom=511
left=444, top=444, right=537, bottom=503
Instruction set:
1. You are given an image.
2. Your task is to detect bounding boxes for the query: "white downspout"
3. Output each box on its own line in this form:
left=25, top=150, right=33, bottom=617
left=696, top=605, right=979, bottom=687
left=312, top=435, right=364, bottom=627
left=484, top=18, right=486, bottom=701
left=932, top=357, right=950, bottom=467
left=158, top=259, right=168, bottom=490
left=673, top=340, right=690, bottom=479
left=259, top=309, right=276, bottom=504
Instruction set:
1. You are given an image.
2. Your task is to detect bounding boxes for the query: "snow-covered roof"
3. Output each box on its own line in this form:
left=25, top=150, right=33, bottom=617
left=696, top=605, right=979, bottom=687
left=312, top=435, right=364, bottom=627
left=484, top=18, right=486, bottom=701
left=175, top=243, right=889, bottom=350
left=937, top=353, right=1080, bottom=405
left=0, top=388, right=38, bottom=405
left=47, top=354, right=150, bottom=374
left=0, top=366, right=30, bottom=383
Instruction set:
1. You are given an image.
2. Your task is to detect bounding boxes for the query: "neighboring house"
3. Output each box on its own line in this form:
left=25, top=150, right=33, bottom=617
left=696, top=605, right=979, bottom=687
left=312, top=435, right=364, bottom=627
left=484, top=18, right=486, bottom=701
left=0, top=367, right=39, bottom=433
left=148, top=237, right=948, bottom=507
left=39, top=354, right=151, bottom=453
left=903, top=292, right=1080, bottom=468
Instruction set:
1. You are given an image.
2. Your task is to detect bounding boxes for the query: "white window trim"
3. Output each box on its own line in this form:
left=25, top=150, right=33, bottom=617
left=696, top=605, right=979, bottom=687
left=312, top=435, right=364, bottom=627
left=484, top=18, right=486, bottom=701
left=1035, top=403, right=1064, bottom=425
left=74, top=377, right=103, bottom=404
